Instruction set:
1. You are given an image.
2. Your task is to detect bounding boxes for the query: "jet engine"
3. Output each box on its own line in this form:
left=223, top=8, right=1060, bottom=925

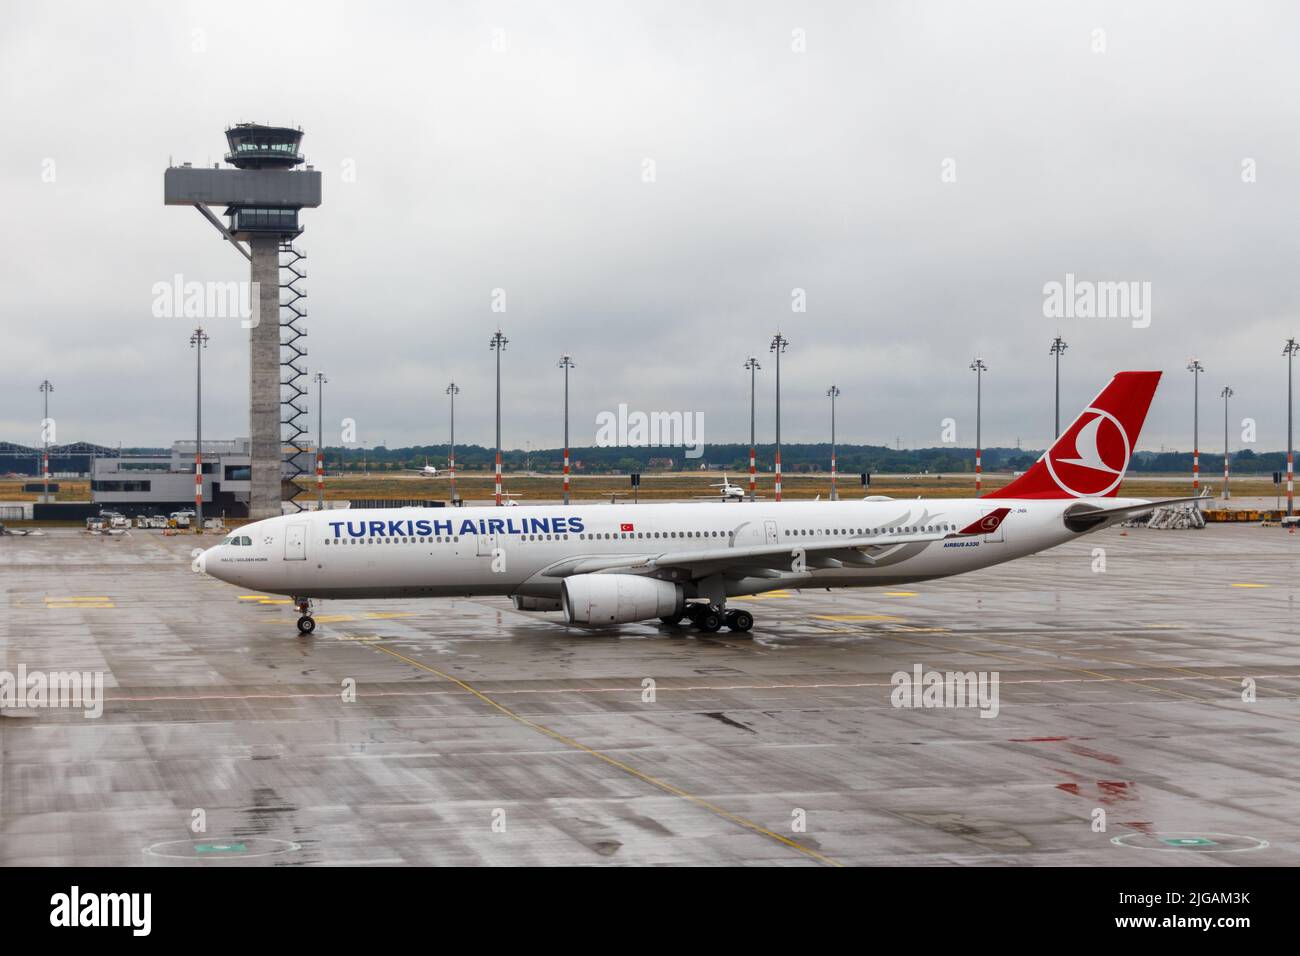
left=561, top=574, right=683, bottom=625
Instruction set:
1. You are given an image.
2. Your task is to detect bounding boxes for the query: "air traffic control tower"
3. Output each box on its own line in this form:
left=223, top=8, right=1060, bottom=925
left=165, top=124, right=322, bottom=519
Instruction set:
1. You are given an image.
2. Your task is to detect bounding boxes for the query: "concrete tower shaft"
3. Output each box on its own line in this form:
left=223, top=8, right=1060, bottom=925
left=249, top=235, right=283, bottom=518
left=165, top=124, right=321, bottom=519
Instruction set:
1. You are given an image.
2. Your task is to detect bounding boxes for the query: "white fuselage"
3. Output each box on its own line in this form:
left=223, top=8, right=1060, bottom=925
left=199, top=496, right=1135, bottom=602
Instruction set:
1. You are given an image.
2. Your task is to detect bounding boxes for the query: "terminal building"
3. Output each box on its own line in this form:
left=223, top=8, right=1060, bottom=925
left=91, top=439, right=254, bottom=517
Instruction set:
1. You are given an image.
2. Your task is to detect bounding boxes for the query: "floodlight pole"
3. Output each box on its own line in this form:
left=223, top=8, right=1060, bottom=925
left=190, top=330, right=209, bottom=530
left=490, top=330, right=508, bottom=506
left=744, top=357, right=760, bottom=501
left=770, top=333, right=789, bottom=501
left=559, top=355, right=575, bottom=504
left=970, top=358, right=987, bottom=496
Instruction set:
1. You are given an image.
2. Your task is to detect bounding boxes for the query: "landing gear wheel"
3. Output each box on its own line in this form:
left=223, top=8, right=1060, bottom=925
left=659, top=613, right=685, bottom=626
left=726, top=609, right=754, bottom=633
left=696, top=609, right=723, bottom=633
left=293, top=597, right=315, bottom=634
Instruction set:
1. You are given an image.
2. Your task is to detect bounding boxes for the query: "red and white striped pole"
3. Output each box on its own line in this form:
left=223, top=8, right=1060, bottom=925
left=1192, top=446, right=1199, bottom=491
left=1286, top=339, right=1298, bottom=517
left=748, top=447, right=756, bottom=499
left=1289, top=450, right=1294, bottom=517
left=774, top=448, right=782, bottom=502
left=494, top=451, right=503, bottom=508
left=315, top=449, right=324, bottom=498
left=194, top=449, right=204, bottom=532
left=563, top=448, right=570, bottom=502
left=970, top=358, right=986, bottom=497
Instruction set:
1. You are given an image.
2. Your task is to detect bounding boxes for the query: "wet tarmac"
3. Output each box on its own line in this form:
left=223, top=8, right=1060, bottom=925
left=1, top=523, right=1297, bottom=866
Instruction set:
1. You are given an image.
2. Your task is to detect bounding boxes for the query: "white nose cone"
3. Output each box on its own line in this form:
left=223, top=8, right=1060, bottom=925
left=191, top=546, right=209, bottom=575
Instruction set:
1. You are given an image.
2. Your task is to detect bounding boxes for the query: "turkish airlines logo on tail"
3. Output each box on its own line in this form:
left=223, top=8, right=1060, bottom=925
left=957, top=508, right=1011, bottom=536
left=1045, top=407, right=1132, bottom=497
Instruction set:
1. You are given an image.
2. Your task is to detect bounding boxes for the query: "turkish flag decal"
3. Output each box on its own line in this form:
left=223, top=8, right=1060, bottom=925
left=620, top=523, right=635, bottom=532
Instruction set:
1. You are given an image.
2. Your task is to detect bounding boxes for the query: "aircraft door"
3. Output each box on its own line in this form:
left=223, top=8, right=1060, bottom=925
left=763, top=520, right=778, bottom=545
left=477, top=531, right=497, bottom=557
left=284, top=523, right=307, bottom=560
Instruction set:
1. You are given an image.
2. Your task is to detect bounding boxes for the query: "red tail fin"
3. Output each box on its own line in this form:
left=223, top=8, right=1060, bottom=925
left=986, top=371, right=1162, bottom=500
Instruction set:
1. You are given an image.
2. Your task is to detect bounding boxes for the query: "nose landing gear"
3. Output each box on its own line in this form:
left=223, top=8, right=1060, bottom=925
left=294, top=597, right=315, bottom=634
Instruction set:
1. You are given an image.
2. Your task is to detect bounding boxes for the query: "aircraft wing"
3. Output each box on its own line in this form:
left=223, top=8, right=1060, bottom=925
left=1062, top=496, right=1204, bottom=531
left=542, top=508, right=1010, bottom=580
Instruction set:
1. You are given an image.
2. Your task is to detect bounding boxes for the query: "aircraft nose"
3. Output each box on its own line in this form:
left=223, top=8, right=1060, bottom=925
left=192, top=546, right=211, bottom=576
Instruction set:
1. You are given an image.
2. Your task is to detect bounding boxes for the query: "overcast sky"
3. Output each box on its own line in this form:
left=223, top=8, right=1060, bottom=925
left=2, top=0, right=1298, bottom=456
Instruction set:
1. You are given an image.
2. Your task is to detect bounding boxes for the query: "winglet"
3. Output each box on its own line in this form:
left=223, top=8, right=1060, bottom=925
left=953, top=507, right=1011, bottom=536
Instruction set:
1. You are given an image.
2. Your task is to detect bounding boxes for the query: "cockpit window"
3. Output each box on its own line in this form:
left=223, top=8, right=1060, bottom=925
left=239, top=536, right=252, bottom=546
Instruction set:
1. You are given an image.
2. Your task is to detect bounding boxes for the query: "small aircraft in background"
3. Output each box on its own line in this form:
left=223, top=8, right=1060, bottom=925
left=694, top=474, right=752, bottom=502
left=406, top=457, right=447, bottom=478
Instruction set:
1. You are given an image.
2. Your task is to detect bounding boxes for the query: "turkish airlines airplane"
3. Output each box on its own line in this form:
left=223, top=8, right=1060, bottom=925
left=198, top=371, right=1189, bottom=635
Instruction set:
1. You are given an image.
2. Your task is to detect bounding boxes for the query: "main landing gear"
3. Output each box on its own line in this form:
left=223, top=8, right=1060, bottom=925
left=294, top=597, right=315, bottom=634
left=663, top=603, right=754, bottom=635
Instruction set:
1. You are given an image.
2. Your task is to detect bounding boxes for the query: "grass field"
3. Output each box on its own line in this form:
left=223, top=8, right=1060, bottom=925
left=0, top=480, right=96, bottom=503
left=1, top=472, right=1280, bottom=507
left=291, top=471, right=1274, bottom=503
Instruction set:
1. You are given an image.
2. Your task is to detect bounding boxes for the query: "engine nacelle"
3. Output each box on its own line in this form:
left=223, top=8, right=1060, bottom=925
left=511, top=595, right=563, bottom=612
left=561, top=574, right=683, bottom=625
